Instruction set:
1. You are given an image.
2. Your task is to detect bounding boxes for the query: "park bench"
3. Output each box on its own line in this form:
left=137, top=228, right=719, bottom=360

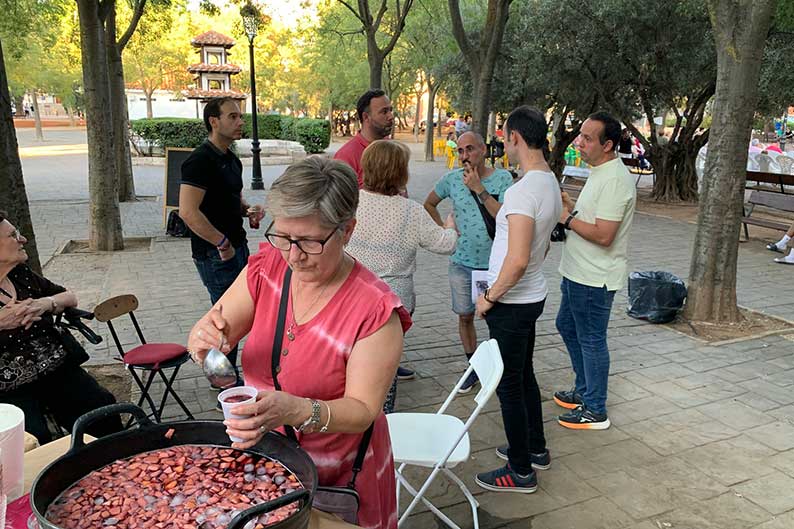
left=621, top=157, right=655, bottom=186
left=741, top=190, right=794, bottom=240
left=745, top=170, right=794, bottom=194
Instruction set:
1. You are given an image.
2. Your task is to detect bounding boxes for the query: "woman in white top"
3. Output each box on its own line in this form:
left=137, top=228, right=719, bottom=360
left=348, top=139, right=457, bottom=412
left=473, top=106, right=562, bottom=493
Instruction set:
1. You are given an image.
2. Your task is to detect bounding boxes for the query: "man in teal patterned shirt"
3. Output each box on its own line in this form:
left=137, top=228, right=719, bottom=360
left=424, top=132, right=513, bottom=392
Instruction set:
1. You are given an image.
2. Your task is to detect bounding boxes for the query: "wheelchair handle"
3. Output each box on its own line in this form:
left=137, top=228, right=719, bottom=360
left=57, top=307, right=103, bottom=345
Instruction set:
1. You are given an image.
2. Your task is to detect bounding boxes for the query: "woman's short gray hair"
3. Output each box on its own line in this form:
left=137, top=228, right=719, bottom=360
left=266, top=156, right=359, bottom=227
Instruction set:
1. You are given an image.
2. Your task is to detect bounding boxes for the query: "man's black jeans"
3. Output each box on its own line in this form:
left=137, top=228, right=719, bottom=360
left=484, top=298, right=546, bottom=475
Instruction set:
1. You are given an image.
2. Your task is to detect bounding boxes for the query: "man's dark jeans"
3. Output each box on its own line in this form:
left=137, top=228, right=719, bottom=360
left=555, top=277, right=616, bottom=415
left=193, top=244, right=250, bottom=378
left=484, top=299, right=546, bottom=476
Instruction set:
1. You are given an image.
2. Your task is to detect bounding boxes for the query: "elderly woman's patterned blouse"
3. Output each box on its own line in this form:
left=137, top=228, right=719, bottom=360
left=0, top=265, right=68, bottom=392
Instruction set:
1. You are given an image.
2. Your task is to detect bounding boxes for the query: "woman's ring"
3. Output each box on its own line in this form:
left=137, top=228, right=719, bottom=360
left=259, top=425, right=267, bottom=434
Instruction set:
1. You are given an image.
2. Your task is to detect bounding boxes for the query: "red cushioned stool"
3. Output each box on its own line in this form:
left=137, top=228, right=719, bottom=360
left=93, top=294, right=194, bottom=422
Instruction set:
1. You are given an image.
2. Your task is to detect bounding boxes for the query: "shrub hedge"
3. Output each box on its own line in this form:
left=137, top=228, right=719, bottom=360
left=132, top=114, right=330, bottom=154
left=130, top=117, right=207, bottom=150
left=295, top=119, right=331, bottom=154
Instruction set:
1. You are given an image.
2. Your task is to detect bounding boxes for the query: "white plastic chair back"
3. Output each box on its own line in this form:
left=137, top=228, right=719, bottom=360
left=777, top=155, right=794, bottom=175
left=470, top=339, right=503, bottom=407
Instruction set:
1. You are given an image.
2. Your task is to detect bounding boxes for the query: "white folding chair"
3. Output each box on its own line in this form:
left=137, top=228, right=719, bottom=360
left=387, top=339, right=504, bottom=529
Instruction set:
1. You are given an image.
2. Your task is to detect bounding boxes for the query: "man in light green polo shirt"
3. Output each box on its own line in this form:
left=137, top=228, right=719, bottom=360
left=553, top=112, right=636, bottom=430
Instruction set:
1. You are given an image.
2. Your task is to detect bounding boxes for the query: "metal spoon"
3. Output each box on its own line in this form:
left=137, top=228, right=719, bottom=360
left=202, top=305, right=237, bottom=389
left=203, top=347, right=237, bottom=389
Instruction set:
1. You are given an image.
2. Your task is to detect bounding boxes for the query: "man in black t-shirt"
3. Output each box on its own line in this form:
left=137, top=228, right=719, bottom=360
left=179, top=97, right=264, bottom=394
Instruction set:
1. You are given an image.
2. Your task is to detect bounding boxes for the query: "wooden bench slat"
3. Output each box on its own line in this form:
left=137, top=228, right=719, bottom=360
left=747, top=190, right=794, bottom=213
left=741, top=217, right=790, bottom=230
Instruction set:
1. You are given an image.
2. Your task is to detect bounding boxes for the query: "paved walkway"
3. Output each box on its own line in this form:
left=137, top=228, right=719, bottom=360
left=24, top=137, right=794, bottom=529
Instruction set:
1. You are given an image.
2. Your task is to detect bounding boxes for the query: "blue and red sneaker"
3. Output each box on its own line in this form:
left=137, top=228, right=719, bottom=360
left=475, top=464, right=537, bottom=493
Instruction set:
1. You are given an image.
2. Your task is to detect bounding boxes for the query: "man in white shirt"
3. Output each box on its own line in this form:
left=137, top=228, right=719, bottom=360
left=472, top=106, right=561, bottom=493
left=554, top=112, right=637, bottom=430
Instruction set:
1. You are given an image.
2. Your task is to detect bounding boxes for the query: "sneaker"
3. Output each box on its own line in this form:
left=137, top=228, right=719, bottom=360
left=558, top=406, right=611, bottom=430
left=495, top=446, right=551, bottom=470
left=396, top=366, right=416, bottom=380
left=553, top=388, right=583, bottom=410
left=766, top=242, right=785, bottom=253
left=457, top=371, right=479, bottom=394
left=475, top=464, right=537, bottom=493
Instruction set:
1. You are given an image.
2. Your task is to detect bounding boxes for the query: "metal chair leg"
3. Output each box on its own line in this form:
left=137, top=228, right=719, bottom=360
left=128, top=367, right=161, bottom=422
left=155, top=365, right=194, bottom=420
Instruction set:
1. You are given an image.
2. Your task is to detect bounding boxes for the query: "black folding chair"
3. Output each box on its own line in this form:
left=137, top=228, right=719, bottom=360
left=93, top=294, right=194, bottom=422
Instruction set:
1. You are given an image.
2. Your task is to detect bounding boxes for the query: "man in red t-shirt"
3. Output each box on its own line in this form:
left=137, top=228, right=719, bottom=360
left=334, top=89, right=394, bottom=188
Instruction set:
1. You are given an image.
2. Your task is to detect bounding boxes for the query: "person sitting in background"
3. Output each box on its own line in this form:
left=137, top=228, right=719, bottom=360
left=0, top=212, right=122, bottom=443
left=446, top=131, right=458, bottom=149
left=766, top=222, right=794, bottom=264
left=187, top=157, right=411, bottom=529
left=347, top=140, right=458, bottom=412
left=618, top=128, right=633, bottom=158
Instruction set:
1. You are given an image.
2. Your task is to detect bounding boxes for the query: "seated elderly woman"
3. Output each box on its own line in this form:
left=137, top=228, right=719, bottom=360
left=347, top=140, right=457, bottom=412
left=187, top=157, right=411, bottom=529
left=0, top=212, right=121, bottom=443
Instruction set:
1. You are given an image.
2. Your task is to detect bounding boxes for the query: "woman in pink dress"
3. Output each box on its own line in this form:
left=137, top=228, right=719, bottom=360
left=187, top=157, right=411, bottom=529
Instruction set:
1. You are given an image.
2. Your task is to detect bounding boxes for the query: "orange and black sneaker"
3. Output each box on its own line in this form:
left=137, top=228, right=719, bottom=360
left=553, top=388, right=583, bottom=410
left=558, top=405, right=611, bottom=430
left=475, top=464, right=537, bottom=493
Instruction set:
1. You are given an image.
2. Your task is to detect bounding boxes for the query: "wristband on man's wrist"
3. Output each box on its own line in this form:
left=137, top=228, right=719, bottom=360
left=477, top=189, right=491, bottom=203
left=484, top=288, right=494, bottom=303
left=564, top=210, right=578, bottom=230
left=216, top=235, right=229, bottom=249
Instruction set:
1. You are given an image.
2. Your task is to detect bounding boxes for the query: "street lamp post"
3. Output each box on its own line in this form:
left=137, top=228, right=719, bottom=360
left=242, top=4, right=264, bottom=190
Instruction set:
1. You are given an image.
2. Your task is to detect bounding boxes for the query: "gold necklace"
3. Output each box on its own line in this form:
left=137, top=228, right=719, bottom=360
left=286, top=260, right=346, bottom=341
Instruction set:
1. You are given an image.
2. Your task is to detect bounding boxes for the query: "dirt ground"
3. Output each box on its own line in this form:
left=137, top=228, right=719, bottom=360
left=667, top=308, right=792, bottom=343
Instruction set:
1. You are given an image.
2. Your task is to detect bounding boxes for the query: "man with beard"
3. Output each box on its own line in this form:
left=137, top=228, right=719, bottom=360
left=334, top=89, right=395, bottom=188
left=179, top=97, right=264, bottom=401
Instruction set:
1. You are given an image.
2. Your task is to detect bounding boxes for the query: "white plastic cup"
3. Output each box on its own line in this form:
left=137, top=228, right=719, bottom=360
left=0, top=404, right=24, bottom=501
left=218, top=386, right=259, bottom=442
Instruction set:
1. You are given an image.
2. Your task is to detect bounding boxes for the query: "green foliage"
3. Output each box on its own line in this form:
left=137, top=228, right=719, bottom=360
left=130, top=117, right=207, bottom=148
left=242, top=114, right=283, bottom=140
left=279, top=115, right=296, bottom=141
left=295, top=118, right=331, bottom=153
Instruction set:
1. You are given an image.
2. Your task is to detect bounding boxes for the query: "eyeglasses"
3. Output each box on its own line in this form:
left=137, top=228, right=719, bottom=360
left=5, top=229, right=23, bottom=242
left=264, top=222, right=339, bottom=255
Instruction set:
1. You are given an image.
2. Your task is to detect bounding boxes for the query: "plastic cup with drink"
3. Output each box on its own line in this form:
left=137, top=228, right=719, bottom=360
left=218, top=386, right=259, bottom=442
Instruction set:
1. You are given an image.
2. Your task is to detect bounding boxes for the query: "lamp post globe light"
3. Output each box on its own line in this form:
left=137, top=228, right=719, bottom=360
left=241, top=2, right=264, bottom=190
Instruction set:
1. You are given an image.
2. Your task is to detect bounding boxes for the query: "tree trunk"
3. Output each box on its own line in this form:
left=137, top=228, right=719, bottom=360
left=548, top=120, right=581, bottom=179
left=448, top=0, right=512, bottom=134
left=684, top=0, right=775, bottom=323
left=67, top=107, right=76, bottom=127
left=144, top=90, right=153, bottom=118
left=367, top=38, right=383, bottom=89
left=424, top=83, right=441, bottom=161
left=413, top=87, right=422, bottom=142
left=0, top=41, right=41, bottom=273
left=76, top=0, right=124, bottom=252
left=649, top=141, right=703, bottom=202
left=14, top=94, right=24, bottom=119
left=106, top=8, right=135, bottom=202
left=30, top=91, right=44, bottom=141
left=486, top=111, right=496, bottom=141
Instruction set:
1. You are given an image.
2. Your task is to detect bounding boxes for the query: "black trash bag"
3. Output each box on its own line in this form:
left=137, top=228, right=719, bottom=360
left=627, top=271, right=687, bottom=324
left=166, top=209, right=192, bottom=238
